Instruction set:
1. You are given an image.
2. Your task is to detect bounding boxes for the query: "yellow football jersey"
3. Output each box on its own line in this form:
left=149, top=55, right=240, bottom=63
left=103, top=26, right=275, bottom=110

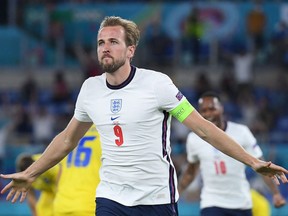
left=53, top=125, right=102, bottom=216
left=251, top=189, right=271, bottom=216
left=31, top=154, right=60, bottom=216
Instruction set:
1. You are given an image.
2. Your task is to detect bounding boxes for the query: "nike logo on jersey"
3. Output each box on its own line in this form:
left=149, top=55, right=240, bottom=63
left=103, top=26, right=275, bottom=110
left=111, top=116, right=120, bottom=121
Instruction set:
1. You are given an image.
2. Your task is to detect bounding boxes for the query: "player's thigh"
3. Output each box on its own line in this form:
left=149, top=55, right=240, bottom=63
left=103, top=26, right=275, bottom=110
left=201, top=207, right=252, bottom=216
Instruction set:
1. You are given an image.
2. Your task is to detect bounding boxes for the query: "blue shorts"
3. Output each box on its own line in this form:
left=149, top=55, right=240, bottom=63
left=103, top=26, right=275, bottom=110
left=96, top=197, right=178, bottom=216
left=201, top=206, right=252, bottom=216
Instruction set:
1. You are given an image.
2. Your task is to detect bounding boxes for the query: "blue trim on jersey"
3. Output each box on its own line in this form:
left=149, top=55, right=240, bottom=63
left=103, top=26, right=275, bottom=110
left=169, top=161, right=176, bottom=203
left=162, top=111, right=177, bottom=204
left=106, top=65, right=136, bottom=90
left=162, top=111, right=169, bottom=157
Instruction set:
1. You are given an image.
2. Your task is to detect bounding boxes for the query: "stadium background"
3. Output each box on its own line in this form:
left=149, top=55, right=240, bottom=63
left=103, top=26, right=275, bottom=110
left=1, top=0, right=288, bottom=215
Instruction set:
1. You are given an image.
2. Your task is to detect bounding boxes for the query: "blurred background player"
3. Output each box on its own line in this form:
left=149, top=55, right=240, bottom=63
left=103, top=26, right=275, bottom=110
left=251, top=189, right=271, bottom=216
left=53, top=124, right=101, bottom=216
left=16, top=125, right=101, bottom=216
left=178, top=91, right=286, bottom=216
left=16, top=153, right=60, bottom=216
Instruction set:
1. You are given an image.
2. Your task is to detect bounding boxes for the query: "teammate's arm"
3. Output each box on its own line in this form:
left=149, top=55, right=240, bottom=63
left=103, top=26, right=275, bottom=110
left=0, top=117, right=93, bottom=203
left=178, top=162, right=199, bottom=194
left=260, top=171, right=286, bottom=208
left=26, top=189, right=37, bottom=216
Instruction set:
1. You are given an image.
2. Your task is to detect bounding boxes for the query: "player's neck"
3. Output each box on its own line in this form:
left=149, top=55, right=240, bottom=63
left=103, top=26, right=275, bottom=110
left=220, top=120, right=227, bottom=131
left=106, top=63, right=131, bottom=86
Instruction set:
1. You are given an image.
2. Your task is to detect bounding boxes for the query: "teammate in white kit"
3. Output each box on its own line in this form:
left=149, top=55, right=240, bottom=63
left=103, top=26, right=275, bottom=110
left=1, top=16, right=288, bottom=216
left=178, top=91, right=286, bottom=216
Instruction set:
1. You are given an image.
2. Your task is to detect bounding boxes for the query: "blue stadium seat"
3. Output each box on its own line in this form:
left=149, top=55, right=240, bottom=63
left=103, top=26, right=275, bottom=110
left=223, top=101, right=242, bottom=121
left=275, top=116, right=288, bottom=132
left=38, top=89, right=53, bottom=105
left=179, top=87, right=197, bottom=105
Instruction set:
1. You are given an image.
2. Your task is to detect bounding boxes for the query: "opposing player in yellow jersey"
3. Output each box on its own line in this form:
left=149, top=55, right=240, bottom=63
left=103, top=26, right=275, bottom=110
left=16, top=153, right=60, bottom=216
left=251, top=189, right=271, bottom=216
left=53, top=125, right=102, bottom=216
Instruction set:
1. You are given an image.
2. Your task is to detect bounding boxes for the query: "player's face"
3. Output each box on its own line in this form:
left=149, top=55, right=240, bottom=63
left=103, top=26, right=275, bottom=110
left=97, top=26, right=133, bottom=74
left=198, top=96, right=223, bottom=128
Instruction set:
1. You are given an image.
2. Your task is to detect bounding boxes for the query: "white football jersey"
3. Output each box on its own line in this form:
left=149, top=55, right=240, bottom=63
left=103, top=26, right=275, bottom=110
left=186, top=121, right=263, bottom=209
left=74, top=66, right=186, bottom=206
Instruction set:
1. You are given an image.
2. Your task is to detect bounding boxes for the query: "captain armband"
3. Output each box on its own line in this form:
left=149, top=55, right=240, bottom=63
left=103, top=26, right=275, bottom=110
left=170, top=99, right=194, bottom=122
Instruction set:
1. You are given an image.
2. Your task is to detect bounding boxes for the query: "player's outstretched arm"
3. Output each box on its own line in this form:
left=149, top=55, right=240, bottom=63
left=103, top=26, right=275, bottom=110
left=1, top=118, right=92, bottom=203
left=182, top=110, right=288, bottom=184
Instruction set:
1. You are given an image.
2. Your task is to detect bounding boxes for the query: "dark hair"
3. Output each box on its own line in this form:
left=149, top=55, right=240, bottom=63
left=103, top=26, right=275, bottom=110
left=16, top=154, right=34, bottom=172
left=199, top=91, right=222, bottom=102
left=98, top=16, right=140, bottom=47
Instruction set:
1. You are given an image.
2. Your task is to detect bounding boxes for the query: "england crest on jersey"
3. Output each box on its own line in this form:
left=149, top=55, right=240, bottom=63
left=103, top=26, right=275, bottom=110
left=111, top=99, right=122, bottom=113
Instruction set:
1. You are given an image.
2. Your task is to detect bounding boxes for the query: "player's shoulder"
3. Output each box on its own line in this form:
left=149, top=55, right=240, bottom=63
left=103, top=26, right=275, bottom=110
left=227, top=121, right=254, bottom=139
left=227, top=121, right=250, bottom=131
left=136, top=67, right=171, bottom=81
left=83, top=73, right=105, bottom=85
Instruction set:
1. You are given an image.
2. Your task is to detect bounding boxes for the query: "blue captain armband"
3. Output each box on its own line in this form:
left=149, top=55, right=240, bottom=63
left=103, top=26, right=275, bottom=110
left=170, top=99, right=194, bottom=122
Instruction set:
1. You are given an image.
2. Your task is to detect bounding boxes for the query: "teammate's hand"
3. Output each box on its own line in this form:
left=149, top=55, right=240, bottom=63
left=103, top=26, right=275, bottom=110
left=273, top=193, right=286, bottom=208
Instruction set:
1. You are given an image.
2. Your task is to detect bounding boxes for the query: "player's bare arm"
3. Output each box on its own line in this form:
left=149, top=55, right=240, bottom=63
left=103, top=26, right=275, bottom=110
left=178, top=162, right=200, bottom=194
left=27, top=189, right=37, bottom=216
left=182, top=110, right=288, bottom=184
left=0, top=117, right=92, bottom=203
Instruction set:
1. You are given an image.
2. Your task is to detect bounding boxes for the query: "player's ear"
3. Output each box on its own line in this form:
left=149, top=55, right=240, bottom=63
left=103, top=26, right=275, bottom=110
left=127, top=45, right=136, bottom=59
left=220, top=105, right=224, bottom=114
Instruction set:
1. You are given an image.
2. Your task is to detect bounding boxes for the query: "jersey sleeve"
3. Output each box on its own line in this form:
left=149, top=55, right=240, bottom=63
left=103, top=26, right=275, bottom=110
left=242, top=125, right=263, bottom=159
left=154, top=73, right=186, bottom=111
left=186, top=132, right=199, bottom=163
left=74, top=80, right=93, bottom=122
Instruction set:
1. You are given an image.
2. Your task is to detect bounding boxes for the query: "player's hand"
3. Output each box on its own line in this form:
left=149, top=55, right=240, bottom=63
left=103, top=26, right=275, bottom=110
left=0, top=172, right=33, bottom=203
left=273, top=193, right=286, bottom=208
left=253, top=160, right=288, bottom=185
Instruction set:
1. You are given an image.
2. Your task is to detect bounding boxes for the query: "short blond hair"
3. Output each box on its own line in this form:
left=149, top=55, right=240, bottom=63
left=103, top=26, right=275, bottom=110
left=99, top=16, right=140, bottom=47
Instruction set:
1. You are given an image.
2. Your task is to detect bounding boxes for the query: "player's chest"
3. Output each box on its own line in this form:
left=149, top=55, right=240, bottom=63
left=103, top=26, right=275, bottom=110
left=199, top=145, right=225, bottom=160
left=84, top=88, right=158, bottom=124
